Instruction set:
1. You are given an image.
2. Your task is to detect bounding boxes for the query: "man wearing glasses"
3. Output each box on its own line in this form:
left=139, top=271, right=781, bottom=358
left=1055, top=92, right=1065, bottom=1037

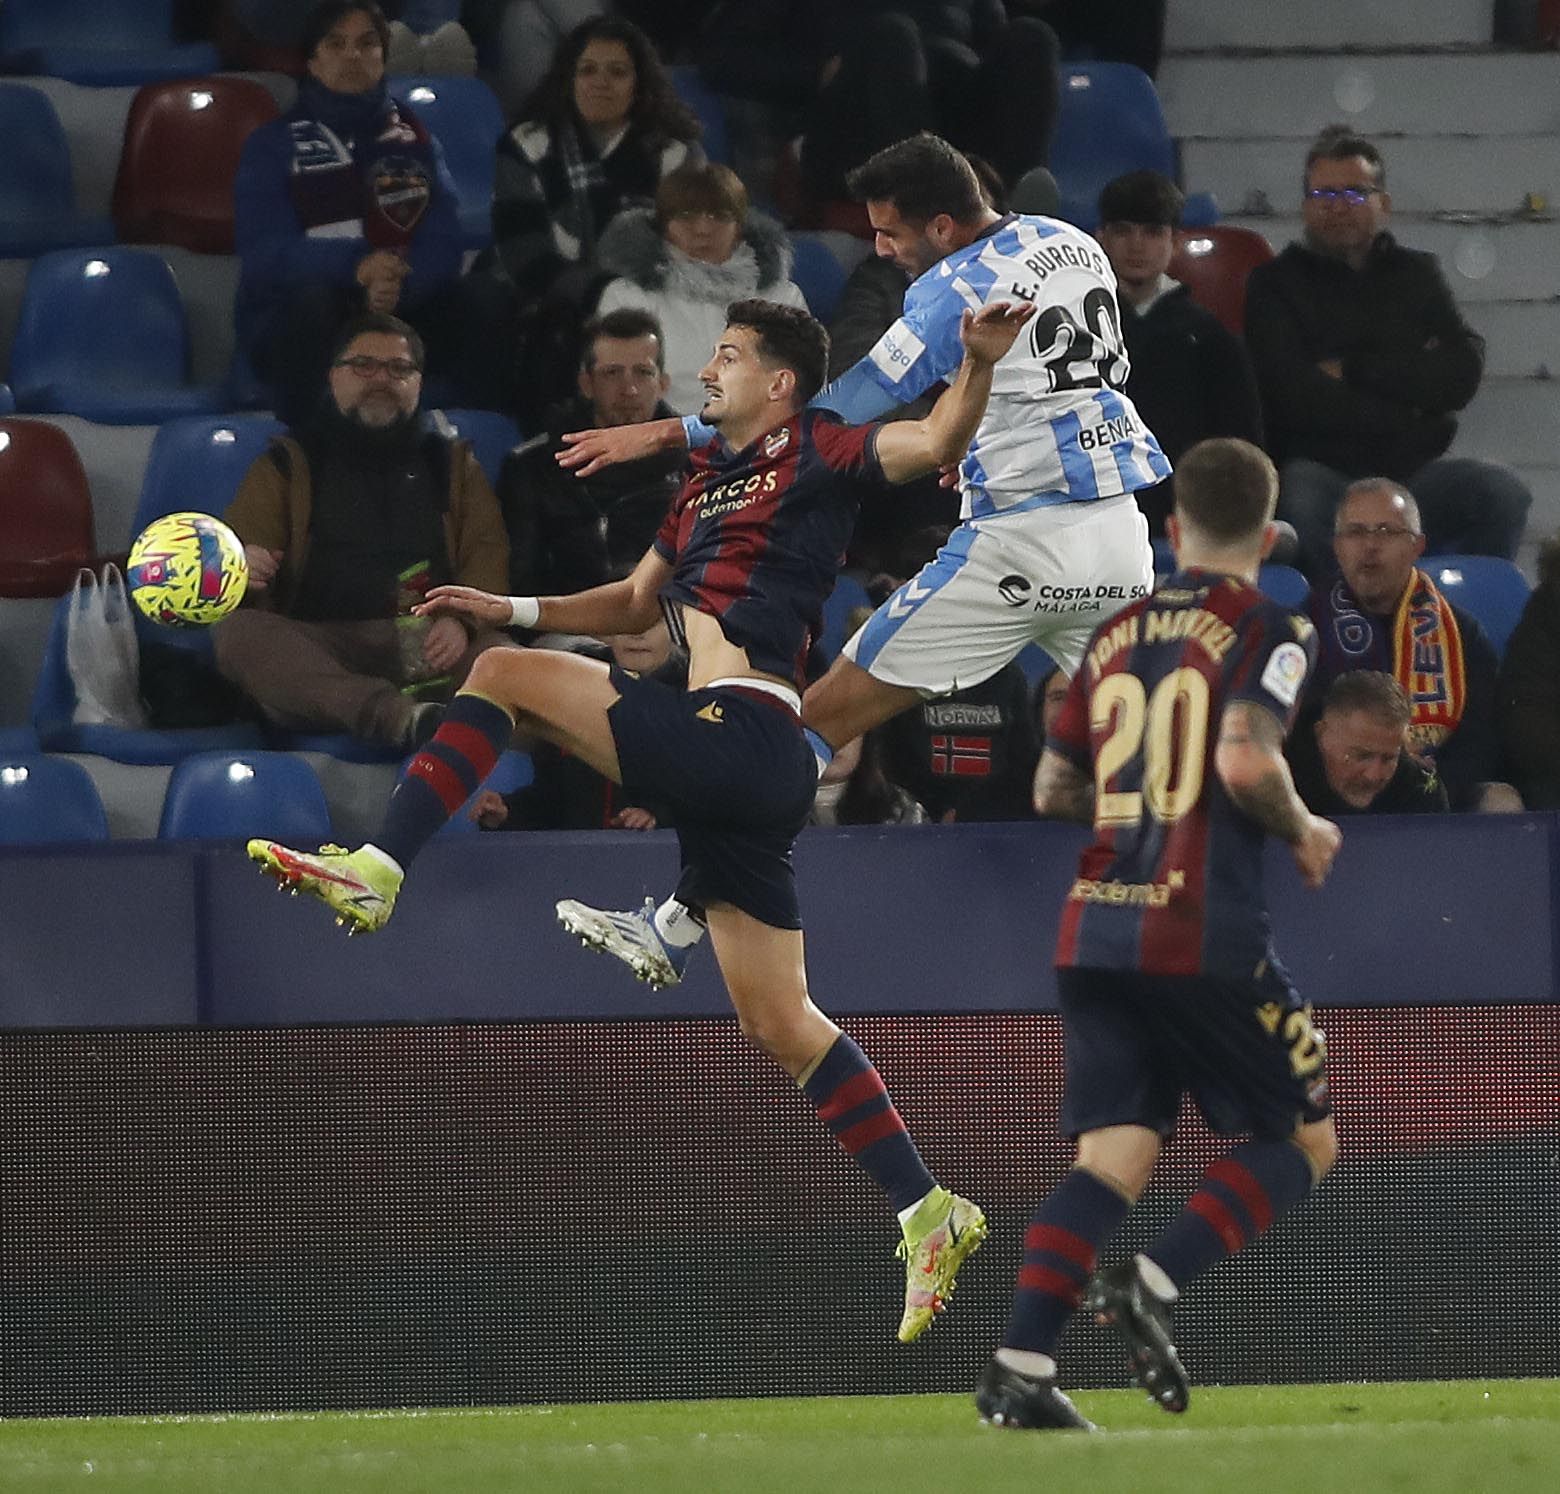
left=1244, top=126, right=1530, bottom=579
left=214, top=313, right=513, bottom=751
left=1302, top=477, right=1519, bottom=812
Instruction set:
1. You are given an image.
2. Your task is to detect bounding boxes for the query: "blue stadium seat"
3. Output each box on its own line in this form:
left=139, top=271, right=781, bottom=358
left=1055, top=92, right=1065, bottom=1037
left=9, top=248, right=227, bottom=424
left=669, top=65, right=729, bottom=167
left=0, top=0, right=220, bottom=86
left=1257, top=563, right=1309, bottom=609
left=789, top=234, right=851, bottom=324
left=158, top=749, right=331, bottom=842
left=818, top=573, right=871, bottom=664
left=30, top=590, right=265, bottom=764
left=393, top=76, right=504, bottom=250
left=1017, top=644, right=1058, bottom=687
left=0, top=85, right=115, bottom=256
left=1151, top=536, right=1175, bottom=573
left=0, top=752, right=109, bottom=844
left=0, top=385, right=13, bottom=415
left=1049, top=63, right=1176, bottom=231
left=1428, top=555, right=1531, bottom=659
left=438, top=408, right=522, bottom=486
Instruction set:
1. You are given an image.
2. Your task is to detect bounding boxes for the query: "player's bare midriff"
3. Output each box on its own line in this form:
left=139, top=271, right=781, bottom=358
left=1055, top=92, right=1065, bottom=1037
left=679, top=605, right=796, bottom=696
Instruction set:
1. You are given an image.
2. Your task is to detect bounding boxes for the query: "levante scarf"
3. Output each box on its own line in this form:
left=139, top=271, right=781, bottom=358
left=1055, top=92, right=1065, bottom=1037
left=1311, top=568, right=1466, bottom=751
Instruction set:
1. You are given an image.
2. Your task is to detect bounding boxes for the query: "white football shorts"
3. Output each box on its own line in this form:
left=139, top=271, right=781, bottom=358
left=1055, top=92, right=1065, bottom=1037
left=844, top=493, right=1153, bottom=693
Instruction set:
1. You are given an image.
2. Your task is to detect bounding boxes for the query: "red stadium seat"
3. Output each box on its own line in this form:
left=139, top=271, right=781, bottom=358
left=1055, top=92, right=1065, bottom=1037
left=0, top=420, right=97, bottom=598
left=1168, top=225, right=1275, bottom=336
left=112, top=77, right=279, bottom=254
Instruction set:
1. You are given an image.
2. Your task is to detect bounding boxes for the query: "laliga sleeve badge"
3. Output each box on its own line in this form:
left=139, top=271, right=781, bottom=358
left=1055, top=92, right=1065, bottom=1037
left=1260, top=640, right=1308, bottom=708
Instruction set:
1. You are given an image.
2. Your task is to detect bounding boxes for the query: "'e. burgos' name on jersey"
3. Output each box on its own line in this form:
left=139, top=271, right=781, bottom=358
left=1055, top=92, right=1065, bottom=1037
left=861, top=214, right=1170, bottom=519
left=1049, top=571, right=1318, bottom=982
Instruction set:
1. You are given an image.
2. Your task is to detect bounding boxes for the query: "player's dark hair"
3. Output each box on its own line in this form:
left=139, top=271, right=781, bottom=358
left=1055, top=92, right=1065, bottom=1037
left=1304, top=125, right=1387, bottom=188
left=1172, top=438, right=1277, bottom=544
left=1323, top=670, right=1411, bottom=728
left=725, top=298, right=829, bottom=407
left=1098, top=170, right=1185, bottom=229
left=332, top=311, right=424, bottom=369
left=301, top=1, right=390, bottom=63
left=846, top=133, right=986, bottom=224
left=581, top=308, right=666, bottom=371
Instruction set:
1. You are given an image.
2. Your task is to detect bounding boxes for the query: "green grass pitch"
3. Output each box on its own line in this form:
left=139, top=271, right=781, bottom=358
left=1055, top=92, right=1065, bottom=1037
left=2, top=1381, right=1556, bottom=1493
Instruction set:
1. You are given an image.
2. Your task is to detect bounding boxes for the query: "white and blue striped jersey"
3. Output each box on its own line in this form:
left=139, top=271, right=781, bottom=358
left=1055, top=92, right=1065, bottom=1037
left=818, top=214, right=1170, bottom=520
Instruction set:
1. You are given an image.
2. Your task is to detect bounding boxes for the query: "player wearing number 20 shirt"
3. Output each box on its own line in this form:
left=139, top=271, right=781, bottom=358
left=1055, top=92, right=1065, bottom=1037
left=1049, top=570, right=1319, bottom=984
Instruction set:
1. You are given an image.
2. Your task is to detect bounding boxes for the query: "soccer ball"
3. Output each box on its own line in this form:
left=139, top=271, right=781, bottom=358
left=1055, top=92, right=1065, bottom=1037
left=126, top=511, right=249, bottom=627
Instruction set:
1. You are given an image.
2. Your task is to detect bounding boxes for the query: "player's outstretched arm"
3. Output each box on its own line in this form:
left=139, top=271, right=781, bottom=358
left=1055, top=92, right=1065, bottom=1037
left=1215, top=701, right=1342, bottom=888
left=556, top=417, right=688, bottom=477
left=874, top=301, right=1035, bottom=484
left=420, top=549, right=673, bottom=637
left=1033, top=747, right=1095, bottom=824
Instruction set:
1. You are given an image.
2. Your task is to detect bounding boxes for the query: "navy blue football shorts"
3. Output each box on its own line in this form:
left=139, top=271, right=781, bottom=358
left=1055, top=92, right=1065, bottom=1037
left=607, top=665, right=817, bottom=930
left=1056, top=962, right=1332, bottom=1141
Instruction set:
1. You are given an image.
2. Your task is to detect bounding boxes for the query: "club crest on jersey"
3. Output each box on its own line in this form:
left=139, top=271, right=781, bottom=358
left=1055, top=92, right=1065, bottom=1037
left=763, top=426, right=791, bottom=459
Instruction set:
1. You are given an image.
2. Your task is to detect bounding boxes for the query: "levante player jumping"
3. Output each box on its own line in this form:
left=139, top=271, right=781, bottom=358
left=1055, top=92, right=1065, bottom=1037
left=249, top=295, right=1034, bottom=1344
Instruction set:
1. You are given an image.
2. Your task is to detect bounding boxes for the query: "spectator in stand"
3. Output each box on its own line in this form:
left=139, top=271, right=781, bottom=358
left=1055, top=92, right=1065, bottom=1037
left=696, top=2, right=1060, bottom=205
left=1287, top=672, right=1449, bottom=815
left=466, top=0, right=607, bottom=116
left=1304, top=478, right=1519, bottom=812
left=1245, top=126, right=1531, bottom=579
left=471, top=617, right=682, bottom=830
left=215, top=313, right=512, bottom=750
left=1030, top=662, right=1071, bottom=743
left=593, top=164, right=808, bottom=415
left=472, top=13, right=702, bottom=422
left=233, top=1, right=477, bottom=424
left=498, top=308, right=683, bottom=613
left=1497, top=534, right=1560, bottom=809
left=1096, top=170, right=1264, bottom=537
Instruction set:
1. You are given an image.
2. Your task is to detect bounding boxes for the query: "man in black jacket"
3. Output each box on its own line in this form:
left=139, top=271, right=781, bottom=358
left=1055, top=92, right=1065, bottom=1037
left=1287, top=671, right=1448, bottom=815
left=1244, top=126, right=1530, bottom=578
left=498, top=308, right=684, bottom=613
left=1096, top=170, right=1264, bottom=537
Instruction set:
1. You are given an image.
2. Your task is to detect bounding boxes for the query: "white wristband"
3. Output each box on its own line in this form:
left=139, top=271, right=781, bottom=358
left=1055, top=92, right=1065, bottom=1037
left=507, top=595, right=540, bottom=628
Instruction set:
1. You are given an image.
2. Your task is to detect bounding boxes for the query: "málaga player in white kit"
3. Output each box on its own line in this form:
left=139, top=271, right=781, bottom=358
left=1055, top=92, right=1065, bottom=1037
left=555, top=133, right=1170, bottom=985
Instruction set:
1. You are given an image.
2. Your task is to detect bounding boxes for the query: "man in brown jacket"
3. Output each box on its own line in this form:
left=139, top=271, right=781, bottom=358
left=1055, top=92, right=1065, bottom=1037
left=215, top=312, right=512, bottom=748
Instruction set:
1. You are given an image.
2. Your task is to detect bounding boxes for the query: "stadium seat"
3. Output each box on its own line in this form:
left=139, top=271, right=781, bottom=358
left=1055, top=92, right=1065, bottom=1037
left=113, top=77, right=280, bottom=254
left=31, top=590, right=265, bottom=765
left=438, top=408, right=521, bottom=486
left=1257, top=562, right=1309, bottom=609
left=0, top=85, right=116, bottom=256
left=392, top=76, right=504, bottom=250
left=789, top=234, right=852, bottom=324
left=158, top=749, right=331, bottom=842
left=1428, top=555, right=1532, bottom=659
left=0, top=0, right=220, bottom=87
left=1049, top=63, right=1176, bottom=231
left=0, top=420, right=98, bottom=598
left=0, top=386, right=13, bottom=415
left=1017, top=644, right=1057, bottom=687
left=1168, top=226, right=1276, bottom=336
left=8, top=248, right=227, bottom=424
left=1151, top=536, right=1175, bottom=573
left=668, top=65, right=730, bottom=167
left=0, top=752, right=109, bottom=844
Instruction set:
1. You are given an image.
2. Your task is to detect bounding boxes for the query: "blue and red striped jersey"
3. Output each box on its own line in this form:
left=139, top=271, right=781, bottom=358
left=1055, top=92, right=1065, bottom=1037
left=1049, top=568, right=1317, bottom=980
left=654, top=409, right=884, bottom=688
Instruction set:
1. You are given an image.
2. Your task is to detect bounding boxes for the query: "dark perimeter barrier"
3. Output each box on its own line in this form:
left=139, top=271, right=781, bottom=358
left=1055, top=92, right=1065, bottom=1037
left=1, top=818, right=1557, bottom=1415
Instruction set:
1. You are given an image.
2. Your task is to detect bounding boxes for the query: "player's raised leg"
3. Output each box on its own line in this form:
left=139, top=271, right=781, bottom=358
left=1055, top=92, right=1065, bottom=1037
left=251, top=647, right=623, bottom=932
left=702, top=902, right=987, bottom=1342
